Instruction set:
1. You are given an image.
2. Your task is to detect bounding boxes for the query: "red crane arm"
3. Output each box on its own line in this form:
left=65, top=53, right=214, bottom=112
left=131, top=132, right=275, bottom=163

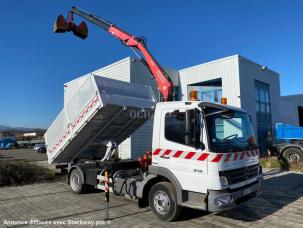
left=108, top=26, right=173, bottom=101
left=55, top=7, right=173, bottom=101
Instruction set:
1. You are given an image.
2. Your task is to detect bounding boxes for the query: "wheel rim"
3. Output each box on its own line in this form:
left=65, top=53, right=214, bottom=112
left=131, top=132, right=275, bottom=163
left=288, top=152, right=300, bottom=162
left=71, top=173, right=80, bottom=191
left=153, top=190, right=170, bottom=215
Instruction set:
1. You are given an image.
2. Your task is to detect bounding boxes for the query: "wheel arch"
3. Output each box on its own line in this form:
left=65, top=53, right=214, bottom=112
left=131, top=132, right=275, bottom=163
left=139, top=166, right=183, bottom=205
left=280, top=144, right=303, bottom=155
left=67, top=166, right=85, bottom=185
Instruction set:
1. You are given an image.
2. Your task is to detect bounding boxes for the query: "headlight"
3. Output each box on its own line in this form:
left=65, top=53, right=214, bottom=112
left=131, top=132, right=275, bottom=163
left=220, top=176, right=229, bottom=186
left=214, top=195, right=233, bottom=207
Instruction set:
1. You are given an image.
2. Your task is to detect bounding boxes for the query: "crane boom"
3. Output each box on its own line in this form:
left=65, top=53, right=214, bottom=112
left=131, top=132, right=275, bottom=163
left=54, top=6, right=173, bottom=101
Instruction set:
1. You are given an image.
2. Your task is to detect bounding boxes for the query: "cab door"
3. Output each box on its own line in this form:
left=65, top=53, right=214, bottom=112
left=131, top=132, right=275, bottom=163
left=157, top=108, right=209, bottom=192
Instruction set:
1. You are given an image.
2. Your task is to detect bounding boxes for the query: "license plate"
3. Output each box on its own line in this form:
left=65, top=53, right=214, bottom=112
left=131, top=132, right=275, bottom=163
left=243, top=187, right=252, bottom=196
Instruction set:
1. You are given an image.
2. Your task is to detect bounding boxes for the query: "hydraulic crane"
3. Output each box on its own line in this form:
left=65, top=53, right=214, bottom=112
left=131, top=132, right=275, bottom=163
left=54, top=6, right=173, bottom=101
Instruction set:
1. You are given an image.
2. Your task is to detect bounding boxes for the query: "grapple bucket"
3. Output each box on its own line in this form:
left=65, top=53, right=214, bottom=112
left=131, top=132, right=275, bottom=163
left=72, top=21, right=88, bottom=39
left=54, top=15, right=68, bottom=33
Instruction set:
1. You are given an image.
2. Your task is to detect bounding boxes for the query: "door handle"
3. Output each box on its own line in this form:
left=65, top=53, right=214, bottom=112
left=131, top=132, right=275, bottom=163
left=160, top=155, right=170, bottom=159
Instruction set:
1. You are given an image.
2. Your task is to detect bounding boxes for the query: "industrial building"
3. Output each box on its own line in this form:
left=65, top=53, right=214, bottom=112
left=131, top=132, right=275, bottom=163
left=63, top=55, right=303, bottom=157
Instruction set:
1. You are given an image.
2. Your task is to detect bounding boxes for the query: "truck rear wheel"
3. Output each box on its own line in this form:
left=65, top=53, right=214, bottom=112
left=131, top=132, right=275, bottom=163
left=283, top=147, right=303, bottom=164
left=69, top=168, right=86, bottom=194
left=149, top=182, right=181, bottom=222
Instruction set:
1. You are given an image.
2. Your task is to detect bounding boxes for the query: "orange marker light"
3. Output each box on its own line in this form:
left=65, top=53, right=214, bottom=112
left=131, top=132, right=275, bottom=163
left=189, top=91, right=198, bottom=101
left=221, top=98, right=227, bottom=105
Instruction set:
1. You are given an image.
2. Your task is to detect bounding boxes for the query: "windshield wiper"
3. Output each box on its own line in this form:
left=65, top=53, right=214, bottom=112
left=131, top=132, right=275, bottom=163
left=205, top=110, right=229, bottom=117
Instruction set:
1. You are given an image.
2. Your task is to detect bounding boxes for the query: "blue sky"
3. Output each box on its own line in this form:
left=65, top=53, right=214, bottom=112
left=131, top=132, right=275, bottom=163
left=0, top=0, right=302, bottom=128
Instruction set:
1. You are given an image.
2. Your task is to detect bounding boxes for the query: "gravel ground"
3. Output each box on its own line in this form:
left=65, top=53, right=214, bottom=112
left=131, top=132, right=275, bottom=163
left=0, top=148, right=47, bottom=162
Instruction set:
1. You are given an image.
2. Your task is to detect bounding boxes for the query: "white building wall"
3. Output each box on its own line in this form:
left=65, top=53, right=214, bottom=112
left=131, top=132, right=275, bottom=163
left=179, top=55, right=283, bottom=146
left=279, top=95, right=303, bottom=126
left=238, top=56, right=280, bottom=137
left=129, top=58, right=179, bottom=159
left=92, top=57, right=131, bottom=82
left=179, top=55, right=241, bottom=107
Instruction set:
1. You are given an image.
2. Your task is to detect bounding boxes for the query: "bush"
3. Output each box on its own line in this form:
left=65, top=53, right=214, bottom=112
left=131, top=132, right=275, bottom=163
left=0, top=161, right=55, bottom=186
left=260, top=156, right=303, bottom=172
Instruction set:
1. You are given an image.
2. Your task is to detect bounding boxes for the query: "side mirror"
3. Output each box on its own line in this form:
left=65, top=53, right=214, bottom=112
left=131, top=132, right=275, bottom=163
left=199, top=142, right=206, bottom=150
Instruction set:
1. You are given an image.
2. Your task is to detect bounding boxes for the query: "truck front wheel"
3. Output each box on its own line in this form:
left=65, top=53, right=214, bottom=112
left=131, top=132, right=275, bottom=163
left=69, top=168, right=86, bottom=194
left=149, top=182, right=181, bottom=222
left=283, top=147, right=303, bottom=164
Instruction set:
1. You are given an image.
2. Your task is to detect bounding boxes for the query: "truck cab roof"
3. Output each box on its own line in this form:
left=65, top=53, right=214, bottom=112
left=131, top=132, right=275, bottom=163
left=156, top=101, right=247, bottom=114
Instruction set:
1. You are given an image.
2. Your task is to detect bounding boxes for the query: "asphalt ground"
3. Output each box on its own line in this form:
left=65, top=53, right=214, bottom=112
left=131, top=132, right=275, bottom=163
left=0, top=169, right=302, bottom=228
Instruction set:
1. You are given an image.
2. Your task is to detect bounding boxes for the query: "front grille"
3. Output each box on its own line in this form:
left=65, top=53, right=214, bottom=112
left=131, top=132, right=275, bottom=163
left=220, top=164, right=259, bottom=185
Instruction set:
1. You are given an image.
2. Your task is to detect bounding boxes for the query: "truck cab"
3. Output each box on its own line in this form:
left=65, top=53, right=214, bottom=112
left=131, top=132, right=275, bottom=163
left=142, top=101, right=262, bottom=220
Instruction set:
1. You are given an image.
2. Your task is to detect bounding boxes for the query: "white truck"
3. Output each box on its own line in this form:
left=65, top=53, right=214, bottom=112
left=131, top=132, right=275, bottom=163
left=46, top=7, right=263, bottom=221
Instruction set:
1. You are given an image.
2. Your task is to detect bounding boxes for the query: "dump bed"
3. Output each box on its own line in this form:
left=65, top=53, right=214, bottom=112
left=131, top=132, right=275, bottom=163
left=276, top=123, right=303, bottom=140
left=45, top=75, right=156, bottom=164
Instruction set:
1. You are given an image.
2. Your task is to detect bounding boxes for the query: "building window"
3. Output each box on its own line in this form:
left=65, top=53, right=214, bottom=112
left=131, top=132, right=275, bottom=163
left=255, top=80, right=272, bottom=151
left=188, top=78, right=222, bottom=103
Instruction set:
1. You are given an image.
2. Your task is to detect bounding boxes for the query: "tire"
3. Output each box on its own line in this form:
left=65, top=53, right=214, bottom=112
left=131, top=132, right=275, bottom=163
left=69, top=168, right=86, bottom=194
left=149, top=182, right=181, bottom=222
left=38, top=148, right=46, bottom=153
left=283, top=147, right=303, bottom=164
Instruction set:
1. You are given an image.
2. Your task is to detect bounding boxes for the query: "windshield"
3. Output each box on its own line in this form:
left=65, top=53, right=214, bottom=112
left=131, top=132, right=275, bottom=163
left=205, top=110, right=257, bottom=152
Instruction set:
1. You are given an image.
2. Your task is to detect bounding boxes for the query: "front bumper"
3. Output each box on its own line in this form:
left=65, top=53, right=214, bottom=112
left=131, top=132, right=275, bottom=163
left=207, top=176, right=262, bottom=212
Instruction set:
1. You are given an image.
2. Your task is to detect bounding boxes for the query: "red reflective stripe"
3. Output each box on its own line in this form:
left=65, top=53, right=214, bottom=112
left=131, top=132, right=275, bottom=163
left=153, top=148, right=162, bottom=155
left=246, top=151, right=251, bottom=157
left=233, top=153, right=238, bottom=161
left=211, top=154, right=223, bottom=162
left=240, top=152, right=245, bottom=159
left=173, top=150, right=183, bottom=158
left=163, top=149, right=172, bottom=156
left=225, top=153, right=231, bottom=162
left=185, top=152, right=196, bottom=159
left=197, top=153, right=209, bottom=161
left=256, top=150, right=259, bottom=155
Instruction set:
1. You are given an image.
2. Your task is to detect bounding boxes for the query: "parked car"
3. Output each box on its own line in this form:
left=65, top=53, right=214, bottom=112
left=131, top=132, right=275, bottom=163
left=0, top=139, right=17, bottom=150
left=33, top=143, right=46, bottom=153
